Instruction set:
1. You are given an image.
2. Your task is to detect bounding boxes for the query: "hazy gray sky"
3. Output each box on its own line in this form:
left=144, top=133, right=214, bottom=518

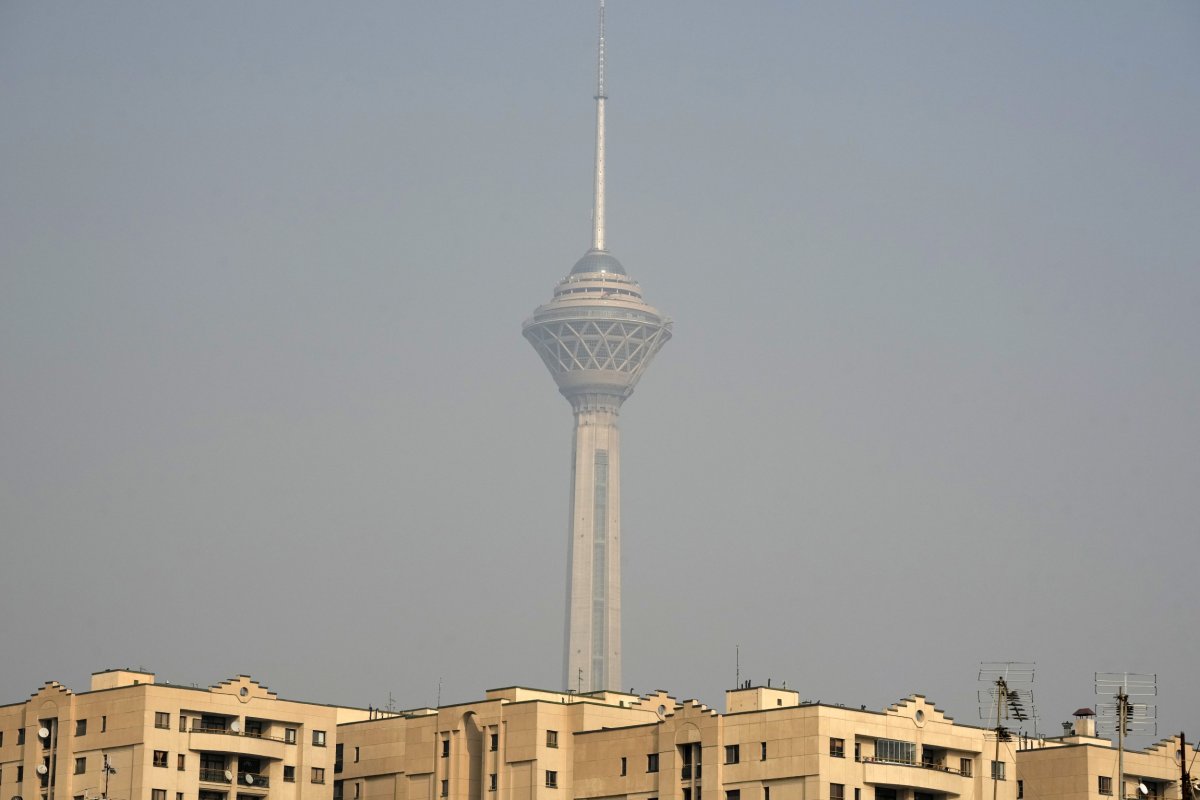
left=2, top=1, right=1198, bottom=740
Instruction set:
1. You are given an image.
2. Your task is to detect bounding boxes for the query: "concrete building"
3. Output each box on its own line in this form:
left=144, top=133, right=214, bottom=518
left=522, top=0, right=672, bottom=694
left=336, top=685, right=1018, bottom=800
left=0, top=670, right=368, bottom=800
left=1017, top=710, right=1198, bottom=800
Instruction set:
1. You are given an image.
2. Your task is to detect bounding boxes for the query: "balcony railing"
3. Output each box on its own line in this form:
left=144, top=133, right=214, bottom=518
left=860, top=756, right=966, bottom=776
left=190, top=725, right=293, bottom=744
left=681, top=765, right=702, bottom=781
left=199, top=769, right=232, bottom=784
left=238, top=773, right=269, bottom=788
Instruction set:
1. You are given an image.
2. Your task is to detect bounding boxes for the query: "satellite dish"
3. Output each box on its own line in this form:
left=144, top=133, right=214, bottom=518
left=1138, top=785, right=1149, bottom=796
left=244, top=775, right=254, bottom=785
left=224, top=771, right=233, bottom=782
left=35, top=765, right=48, bottom=776
left=38, top=728, right=50, bottom=739
left=230, top=721, right=241, bottom=733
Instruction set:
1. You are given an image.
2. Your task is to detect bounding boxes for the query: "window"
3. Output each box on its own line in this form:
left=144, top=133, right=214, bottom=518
left=75, top=758, right=86, bottom=775
left=546, top=730, right=559, bottom=748
left=334, top=781, right=344, bottom=800
left=760, top=742, right=767, bottom=761
left=490, top=733, right=498, bottom=751
left=1099, top=777, right=1113, bottom=796
left=875, top=739, right=916, bottom=766
left=153, top=751, right=168, bottom=768
left=354, top=782, right=361, bottom=799
left=284, top=767, right=295, bottom=783
left=489, top=774, right=497, bottom=792
left=18, top=729, right=26, bottom=745
left=545, top=771, right=558, bottom=789
left=441, top=739, right=450, bottom=758
left=960, top=758, right=972, bottom=777
left=313, top=730, right=327, bottom=747
left=440, top=781, right=448, bottom=797
left=829, top=739, right=845, bottom=758
left=312, top=768, right=326, bottom=785
left=1018, top=780, right=1024, bottom=799
left=177, top=793, right=183, bottom=800
left=155, top=712, right=170, bottom=730
left=178, top=755, right=186, bottom=771
left=647, top=753, right=659, bottom=773
left=853, top=742, right=860, bottom=762
left=153, top=790, right=167, bottom=800
left=244, top=720, right=263, bottom=738
left=336, top=744, right=344, bottom=773
left=354, top=747, right=360, bottom=763
left=76, top=720, right=87, bottom=737
left=725, top=745, right=740, bottom=764
left=102, top=716, right=108, bottom=733
left=179, top=715, right=187, bottom=733
left=854, top=790, right=860, bottom=800
left=991, top=761, right=1006, bottom=781
left=0, top=732, right=4, bottom=747
left=830, top=785, right=844, bottom=800
left=285, top=728, right=296, bottom=744
left=620, top=757, right=627, bottom=776
left=727, top=791, right=741, bottom=800
left=17, top=765, right=25, bottom=782
left=763, top=788, right=769, bottom=800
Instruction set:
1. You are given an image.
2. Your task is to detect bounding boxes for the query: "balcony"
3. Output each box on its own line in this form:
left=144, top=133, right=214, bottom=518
left=236, top=773, right=269, bottom=789
left=861, top=758, right=967, bottom=796
left=199, top=769, right=232, bottom=784
left=189, top=728, right=289, bottom=760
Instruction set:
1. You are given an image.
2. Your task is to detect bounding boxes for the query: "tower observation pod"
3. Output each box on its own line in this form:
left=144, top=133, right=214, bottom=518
left=522, top=0, right=672, bottom=695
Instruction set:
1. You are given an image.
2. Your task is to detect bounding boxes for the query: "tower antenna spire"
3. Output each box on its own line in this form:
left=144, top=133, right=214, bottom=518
left=591, top=0, right=608, bottom=252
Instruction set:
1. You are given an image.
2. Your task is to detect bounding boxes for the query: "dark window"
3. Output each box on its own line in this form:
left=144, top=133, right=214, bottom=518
left=285, top=728, right=296, bottom=744
left=727, top=792, right=741, bottom=800
left=155, top=713, right=170, bottom=730
left=244, top=720, right=263, bottom=738
left=725, top=745, right=740, bottom=764
left=336, top=744, right=344, bottom=773
left=1099, top=777, right=1112, bottom=796
left=18, top=729, right=26, bottom=745
left=647, top=753, right=659, bottom=773
left=441, top=739, right=450, bottom=758
left=440, top=781, right=448, bottom=797
left=1018, top=780, right=1024, bottom=799
left=284, top=767, right=295, bottom=783
left=354, top=747, right=360, bottom=763
left=333, top=781, right=344, bottom=800
left=620, top=757, right=627, bottom=776
left=763, top=788, right=769, bottom=800
left=354, top=782, right=360, bottom=799
left=853, top=742, right=860, bottom=762
left=829, top=739, right=845, bottom=758
left=546, top=731, right=559, bottom=748
left=152, top=790, right=167, bottom=800
left=490, top=733, right=498, bottom=751
left=545, top=771, right=558, bottom=789
left=102, top=716, right=107, bottom=733
left=153, top=751, right=168, bottom=768
left=75, top=758, right=86, bottom=775
left=760, top=742, right=767, bottom=761
left=489, top=774, right=497, bottom=792
left=991, top=761, right=1006, bottom=781
left=76, top=720, right=87, bottom=737
left=313, top=730, right=327, bottom=747
left=960, top=758, right=972, bottom=777
left=177, top=755, right=186, bottom=771
left=177, top=793, right=183, bottom=800
left=17, top=765, right=25, bottom=782
left=831, top=786, right=844, bottom=800
left=179, top=715, right=187, bottom=733
left=312, top=768, right=325, bottom=785
left=855, top=790, right=860, bottom=800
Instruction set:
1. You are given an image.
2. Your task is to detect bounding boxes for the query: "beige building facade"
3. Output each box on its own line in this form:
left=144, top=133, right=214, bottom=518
left=1017, top=713, right=1197, bottom=800
left=336, top=685, right=1017, bottom=800
left=0, top=670, right=368, bottom=800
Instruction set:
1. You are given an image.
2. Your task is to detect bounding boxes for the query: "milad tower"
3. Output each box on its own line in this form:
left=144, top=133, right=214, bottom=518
left=523, top=0, right=672, bottom=695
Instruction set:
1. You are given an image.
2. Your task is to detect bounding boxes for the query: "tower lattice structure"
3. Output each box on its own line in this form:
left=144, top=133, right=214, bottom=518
left=523, top=0, right=672, bottom=694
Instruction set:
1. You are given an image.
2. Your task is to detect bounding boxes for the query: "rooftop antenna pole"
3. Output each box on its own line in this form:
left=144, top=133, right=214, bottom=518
left=591, top=0, right=608, bottom=252
left=979, top=663, right=1036, bottom=800
left=736, top=644, right=740, bottom=689
left=1096, top=673, right=1157, bottom=800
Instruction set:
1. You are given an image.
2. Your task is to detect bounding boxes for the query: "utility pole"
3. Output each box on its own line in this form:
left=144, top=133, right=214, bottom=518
left=1182, top=732, right=1195, bottom=800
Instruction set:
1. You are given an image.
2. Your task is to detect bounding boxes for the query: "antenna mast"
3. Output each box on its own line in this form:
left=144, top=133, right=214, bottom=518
left=591, top=0, right=608, bottom=252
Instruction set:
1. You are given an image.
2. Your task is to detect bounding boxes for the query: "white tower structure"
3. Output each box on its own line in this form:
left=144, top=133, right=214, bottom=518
left=523, top=0, right=672, bottom=694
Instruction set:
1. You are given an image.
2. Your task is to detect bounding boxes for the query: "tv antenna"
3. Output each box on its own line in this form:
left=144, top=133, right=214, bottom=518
left=1096, top=672, right=1157, bottom=800
left=979, top=663, right=1037, bottom=800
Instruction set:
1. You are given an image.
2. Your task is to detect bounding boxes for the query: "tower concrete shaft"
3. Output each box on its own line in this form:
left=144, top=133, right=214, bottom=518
left=522, top=0, right=671, bottom=695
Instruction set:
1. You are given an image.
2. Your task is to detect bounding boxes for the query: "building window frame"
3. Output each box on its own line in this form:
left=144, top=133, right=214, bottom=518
left=440, top=780, right=449, bottom=797
left=647, top=753, right=659, bottom=773
left=991, top=760, right=1006, bottom=781
left=75, top=720, right=87, bottom=737
left=285, top=728, right=297, bottom=744
left=725, top=744, right=740, bottom=765
left=830, top=785, right=845, bottom=800
left=313, top=730, right=327, bottom=747
left=153, top=751, right=168, bottom=769
left=74, top=757, right=86, bottom=775
left=960, top=758, right=972, bottom=778
left=829, top=738, right=845, bottom=759
left=312, top=768, right=326, bottom=785
left=1099, top=777, right=1113, bottom=796
left=489, top=774, right=497, bottom=792
left=177, top=754, right=185, bottom=771
left=545, top=771, right=558, bottom=789
left=155, top=712, right=170, bottom=730
left=546, top=730, right=559, bottom=749
left=152, top=790, right=166, bottom=800
left=284, top=766, right=295, bottom=783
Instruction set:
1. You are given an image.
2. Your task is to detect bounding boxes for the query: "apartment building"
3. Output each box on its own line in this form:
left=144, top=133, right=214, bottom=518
left=1017, top=710, right=1197, bottom=800
left=0, top=670, right=368, bottom=800
left=336, top=684, right=1016, bottom=800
